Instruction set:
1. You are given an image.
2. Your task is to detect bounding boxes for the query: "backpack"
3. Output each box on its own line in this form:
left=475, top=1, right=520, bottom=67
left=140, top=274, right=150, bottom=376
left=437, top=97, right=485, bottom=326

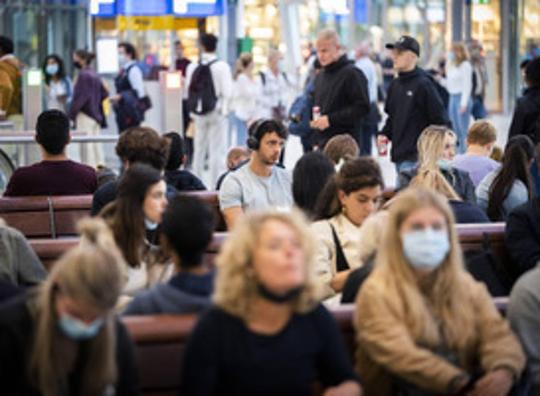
left=288, top=81, right=314, bottom=138
left=124, top=64, right=153, bottom=114
left=188, top=60, right=218, bottom=115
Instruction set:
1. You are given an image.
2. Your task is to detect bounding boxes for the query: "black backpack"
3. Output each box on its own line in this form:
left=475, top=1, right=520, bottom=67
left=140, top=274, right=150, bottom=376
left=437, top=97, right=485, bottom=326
left=188, top=60, right=218, bottom=115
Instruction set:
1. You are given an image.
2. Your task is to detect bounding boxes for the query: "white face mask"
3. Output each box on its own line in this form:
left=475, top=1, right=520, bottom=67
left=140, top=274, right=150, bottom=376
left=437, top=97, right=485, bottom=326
left=118, top=54, right=127, bottom=67
left=144, top=218, right=158, bottom=231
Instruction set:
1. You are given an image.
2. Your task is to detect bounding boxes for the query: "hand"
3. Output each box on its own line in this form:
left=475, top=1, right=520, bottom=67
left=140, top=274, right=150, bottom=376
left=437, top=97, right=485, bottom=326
left=310, top=115, right=330, bottom=131
left=0, top=110, right=6, bottom=121
left=109, top=94, right=121, bottom=103
left=323, top=380, right=362, bottom=396
left=469, top=369, right=514, bottom=396
left=330, top=269, right=352, bottom=292
left=459, top=106, right=467, bottom=114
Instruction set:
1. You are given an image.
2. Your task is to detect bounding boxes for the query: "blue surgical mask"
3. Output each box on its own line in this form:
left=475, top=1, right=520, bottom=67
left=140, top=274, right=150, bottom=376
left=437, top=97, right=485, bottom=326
left=437, top=159, right=452, bottom=171
left=118, top=54, right=127, bottom=67
left=447, top=52, right=455, bottom=63
left=144, top=218, right=159, bottom=231
left=45, top=63, right=59, bottom=76
left=58, top=313, right=104, bottom=341
left=402, top=228, right=450, bottom=270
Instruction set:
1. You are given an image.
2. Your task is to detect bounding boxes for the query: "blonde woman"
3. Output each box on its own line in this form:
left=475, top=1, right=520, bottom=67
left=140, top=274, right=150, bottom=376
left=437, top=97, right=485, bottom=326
left=445, top=42, right=473, bottom=153
left=231, top=52, right=260, bottom=146
left=0, top=219, right=137, bottom=395
left=181, top=210, right=361, bottom=396
left=399, top=125, right=476, bottom=204
left=354, top=188, right=525, bottom=396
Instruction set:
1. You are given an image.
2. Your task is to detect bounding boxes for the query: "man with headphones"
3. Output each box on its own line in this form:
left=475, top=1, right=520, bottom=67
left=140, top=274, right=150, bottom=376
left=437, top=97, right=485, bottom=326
left=219, top=119, right=293, bottom=229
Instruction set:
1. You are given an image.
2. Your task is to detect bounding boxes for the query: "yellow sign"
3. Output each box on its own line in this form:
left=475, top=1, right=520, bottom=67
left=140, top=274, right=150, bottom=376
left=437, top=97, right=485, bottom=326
left=115, top=16, right=198, bottom=31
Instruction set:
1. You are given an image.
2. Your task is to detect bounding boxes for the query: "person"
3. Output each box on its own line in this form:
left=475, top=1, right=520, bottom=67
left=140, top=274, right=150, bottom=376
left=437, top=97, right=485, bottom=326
left=219, top=119, right=292, bottom=230
left=292, top=151, right=335, bottom=219
left=4, top=110, right=98, bottom=196
left=452, top=120, right=500, bottom=186
left=100, top=164, right=171, bottom=299
left=311, top=29, right=370, bottom=149
left=508, top=263, right=540, bottom=394
left=123, top=195, right=214, bottom=315
left=469, top=40, right=488, bottom=120
left=110, top=42, right=149, bottom=134
left=0, top=218, right=47, bottom=287
left=185, top=33, right=232, bottom=187
left=0, top=218, right=138, bottom=395
left=257, top=48, right=293, bottom=123
left=163, top=132, right=206, bottom=191
left=311, top=157, right=384, bottom=301
left=444, top=42, right=473, bottom=153
left=69, top=49, right=108, bottom=168
left=354, top=187, right=525, bottom=396
left=322, top=134, right=360, bottom=166
left=174, top=39, right=191, bottom=77
left=91, top=126, right=171, bottom=216
left=231, top=53, right=260, bottom=147
left=180, top=210, right=362, bottom=396
left=505, top=196, right=540, bottom=277
left=0, top=36, right=22, bottom=124
left=377, top=35, right=449, bottom=175
left=175, top=39, right=193, bottom=162
left=355, top=40, right=380, bottom=156
left=399, top=125, right=477, bottom=204
left=42, top=54, right=72, bottom=112
left=215, top=146, right=250, bottom=190
left=380, top=48, right=394, bottom=94
left=477, top=135, right=535, bottom=221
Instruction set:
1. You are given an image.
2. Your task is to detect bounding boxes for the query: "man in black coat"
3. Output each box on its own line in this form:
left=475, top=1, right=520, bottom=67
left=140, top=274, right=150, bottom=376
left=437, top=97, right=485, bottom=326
left=310, top=29, right=370, bottom=150
left=377, top=35, right=449, bottom=175
left=509, top=57, right=540, bottom=142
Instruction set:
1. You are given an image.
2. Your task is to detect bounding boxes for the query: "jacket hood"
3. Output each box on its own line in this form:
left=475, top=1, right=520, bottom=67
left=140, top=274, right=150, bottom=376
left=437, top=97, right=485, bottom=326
left=0, top=55, right=22, bottom=70
left=324, top=54, right=353, bottom=73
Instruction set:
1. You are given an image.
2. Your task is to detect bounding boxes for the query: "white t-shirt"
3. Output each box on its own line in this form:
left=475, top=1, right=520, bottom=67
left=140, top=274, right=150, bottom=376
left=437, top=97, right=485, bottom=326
left=231, top=73, right=260, bottom=121
left=46, top=79, right=69, bottom=111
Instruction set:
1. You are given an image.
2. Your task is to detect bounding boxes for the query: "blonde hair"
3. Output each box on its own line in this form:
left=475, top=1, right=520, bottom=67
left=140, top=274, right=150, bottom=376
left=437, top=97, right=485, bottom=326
left=413, top=125, right=460, bottom=200
left=467, top=120, right=497, bottom=146
left=234, top=52, right=253, bottom=80
left=317, top=28, right=340, bottom=44
left=323, top=134, right=359, bottom=165
left=30, top=218, right=126, bottom=396
left=368, top=188, right=477, bottom=353
left=451, top=42, right=469, bottom=65
left=214, top=210, right=320, bottom=320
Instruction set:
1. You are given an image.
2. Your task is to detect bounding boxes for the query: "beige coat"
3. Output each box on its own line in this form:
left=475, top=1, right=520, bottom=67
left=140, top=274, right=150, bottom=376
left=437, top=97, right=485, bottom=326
left=354, top=273, right=525, bottom=395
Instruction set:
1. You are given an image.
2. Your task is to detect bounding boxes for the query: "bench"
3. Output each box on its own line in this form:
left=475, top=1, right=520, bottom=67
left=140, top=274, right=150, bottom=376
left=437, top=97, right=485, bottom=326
left=180, top=191, right=226, bottom=232
left=123, top=300, right=508, bottom=396
left=0, top=195, right=92, bottom=238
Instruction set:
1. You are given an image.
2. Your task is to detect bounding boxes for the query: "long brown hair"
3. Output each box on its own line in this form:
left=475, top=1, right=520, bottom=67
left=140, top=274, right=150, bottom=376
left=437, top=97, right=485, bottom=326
left=29, top=218, right=125, bottom=396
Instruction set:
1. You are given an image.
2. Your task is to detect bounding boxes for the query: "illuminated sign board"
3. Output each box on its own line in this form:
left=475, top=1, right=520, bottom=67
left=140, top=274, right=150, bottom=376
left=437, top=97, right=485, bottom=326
left=90, top=0, right=116, bottom=16
left=90, top=0, right=223, bottom=17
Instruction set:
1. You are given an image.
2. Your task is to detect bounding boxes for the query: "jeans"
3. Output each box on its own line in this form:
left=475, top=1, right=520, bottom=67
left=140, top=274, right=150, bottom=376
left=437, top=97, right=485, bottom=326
left=448, top=93, right=472, bottom=154
left=231, top=114, right=248, bottom=147
left=395, top=160, right=417, bottom=188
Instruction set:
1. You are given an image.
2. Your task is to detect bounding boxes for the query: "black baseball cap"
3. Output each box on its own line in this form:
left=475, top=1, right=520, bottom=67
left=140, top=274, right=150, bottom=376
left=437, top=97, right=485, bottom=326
left=386, top=35, right=420, bottom=57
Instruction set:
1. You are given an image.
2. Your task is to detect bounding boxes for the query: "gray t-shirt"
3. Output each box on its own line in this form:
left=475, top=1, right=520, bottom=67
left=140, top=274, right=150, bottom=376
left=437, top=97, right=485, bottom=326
left=219, top=164, right=293, bottom=212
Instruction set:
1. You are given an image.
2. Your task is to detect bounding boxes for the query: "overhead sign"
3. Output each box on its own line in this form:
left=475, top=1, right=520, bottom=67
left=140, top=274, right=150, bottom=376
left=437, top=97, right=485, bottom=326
left=91, top=0, right=224, bottom=17
left=90, top=0, right=116, bottom=16
left=172, top=0, right=223, bottom=17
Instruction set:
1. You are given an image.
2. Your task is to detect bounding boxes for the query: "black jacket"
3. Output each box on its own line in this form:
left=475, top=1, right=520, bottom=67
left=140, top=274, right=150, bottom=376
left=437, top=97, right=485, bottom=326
left=399, top=167, right=477, bottom=204
left=0, top=294, right=138, bottom=395
left=508, top=86, right=540, bottom=143
left=313, top=55, right=370, bottom=148
left=449, top=200, right=490, bottom=224
left=381, top=68, right=450, bottom=163
left=505, top=197, right=540, bottom=276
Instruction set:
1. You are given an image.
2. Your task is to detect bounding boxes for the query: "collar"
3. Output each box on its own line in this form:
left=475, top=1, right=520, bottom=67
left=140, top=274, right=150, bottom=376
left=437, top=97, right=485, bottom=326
left=122, top=60, right=136, bottom=70
left=0, top=54, right=15, bottom=62
left=201, top=53, right=218, bottom=63
left=169, top=271, right=214, bottom=297
left=335, top=212, right=362, bottom=231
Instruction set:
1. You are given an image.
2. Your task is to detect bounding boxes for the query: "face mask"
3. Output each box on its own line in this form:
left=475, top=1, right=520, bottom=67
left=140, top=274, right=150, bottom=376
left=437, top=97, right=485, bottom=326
left=144, top=218, right=159, bottom=231
left=402, top=228, right=450, bottom=270
left=118, top=54, right=127, bottom=67
left=437, top=159, right=452, bottom=171
left=46, top=63, right=59, bottom=76
left=278, top=59, right=285, bottom=71
left=58, top=313, right=104, bottom=341
left=447, top=52, right=455, bottom=63
left=256, top=281, right=303, bottom=304
left=73, top=61, right=82, bottom=69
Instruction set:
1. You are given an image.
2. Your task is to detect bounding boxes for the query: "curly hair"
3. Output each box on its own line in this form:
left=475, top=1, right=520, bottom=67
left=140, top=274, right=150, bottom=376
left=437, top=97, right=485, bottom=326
left=214, top=210, right=321, bottom=320
left=115, top=127, right=170, bottom=171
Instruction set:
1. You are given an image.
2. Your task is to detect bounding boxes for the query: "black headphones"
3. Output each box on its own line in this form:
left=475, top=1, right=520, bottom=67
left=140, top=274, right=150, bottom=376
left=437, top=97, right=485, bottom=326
left=246, top=119, right=285, bottom=150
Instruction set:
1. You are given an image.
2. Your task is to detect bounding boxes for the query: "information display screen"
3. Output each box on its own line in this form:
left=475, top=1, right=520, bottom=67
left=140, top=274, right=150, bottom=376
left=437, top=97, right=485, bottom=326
left=90, top=0, right=224, bottom=17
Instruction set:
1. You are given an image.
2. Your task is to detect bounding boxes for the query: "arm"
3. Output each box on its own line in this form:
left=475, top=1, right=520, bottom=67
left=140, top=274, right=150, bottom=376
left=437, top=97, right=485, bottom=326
left=68, top=72, right=91, bottom=120
left=505, top=205, right=540, bottom=274
left=327, top=69, right=370, bottom=130
left=311, top=221, right=338, bottom=299
left=507, top=100, right=526, bottom=140
left=355, top=282, right=465, bottom=393
left=128, top=65, right=145, bottom=99
left=380, top=83, right=394, bottom=139
left=218, top=174, right=244, bottom=230
left=13, top=229, right=47, bottom=285
left=423, top=79, right=450, bottom=126
left=0, top=69, right=14, bottom=113
left=460, top=62, right=473, bottom=109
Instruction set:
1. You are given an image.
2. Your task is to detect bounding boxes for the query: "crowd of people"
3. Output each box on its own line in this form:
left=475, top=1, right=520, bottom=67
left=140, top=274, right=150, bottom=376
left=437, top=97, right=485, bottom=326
left=0, top=28, right=540, bottom=396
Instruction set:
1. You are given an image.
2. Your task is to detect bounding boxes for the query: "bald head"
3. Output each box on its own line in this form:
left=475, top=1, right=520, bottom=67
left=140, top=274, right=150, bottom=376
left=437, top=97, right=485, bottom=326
left=315, top=29, right=341, bottom=67
left=356, top=40, right=372, bottom=59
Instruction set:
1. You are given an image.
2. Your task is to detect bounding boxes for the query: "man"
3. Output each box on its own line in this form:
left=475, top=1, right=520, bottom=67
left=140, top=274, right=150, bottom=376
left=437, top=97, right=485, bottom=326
left=175, top=39, right=193, bottom=164
left=111, top=42, right=147, bottom=133
left=355, top=40, right=380, bottom=156
left=163, top=132, right=206, bottom=191
left=219, top=119, right=292, bottom=229
left=377, top=35, right=449, bottom=175
left=175, top=40, right=191, bottom=77
left=185, top=33, right=232, bottom=187
left=258, top=49, right=294, bottom=122
left=0, top=36, right=22, bottom=124
left=4, top=110, right=97, bottom=196
left=311, top=29, right=370, bottom=150
left=91, top=126, right=172, bottom=215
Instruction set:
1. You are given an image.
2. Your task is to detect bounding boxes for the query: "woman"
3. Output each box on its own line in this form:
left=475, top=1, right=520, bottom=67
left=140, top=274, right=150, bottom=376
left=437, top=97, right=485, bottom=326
left=292, top=151, right=336, bottom=219
left=354, top=188, right=525, bottom=396
left=477, top=135, right=535, bottom=221
left=100, top=163, right=170, bottom=297
left=230, top=52, right=260, bottom=146
left=181, top=210, right=361, bottom=396
left=400, top=125, right=476, bottom=204
left=0, top=218, right=138, bottom=395
left=311, top=157, right=384, bottom=300
left=42, top=54, right=72, bottom=112
left=445, top=42, right=473, bottom=153
left=68, top=49, right=108, bottom=168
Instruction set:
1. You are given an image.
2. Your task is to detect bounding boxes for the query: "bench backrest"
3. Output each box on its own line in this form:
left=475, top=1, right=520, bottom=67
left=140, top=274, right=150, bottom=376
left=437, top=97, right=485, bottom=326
left=0, top=195, right=92, bottom=238
left=179, top=191, right=226, bottom=232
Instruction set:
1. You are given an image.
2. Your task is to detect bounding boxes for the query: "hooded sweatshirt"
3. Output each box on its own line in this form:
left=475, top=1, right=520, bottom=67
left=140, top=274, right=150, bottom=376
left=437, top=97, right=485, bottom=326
left=0, top=54, right=22, bottom=115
